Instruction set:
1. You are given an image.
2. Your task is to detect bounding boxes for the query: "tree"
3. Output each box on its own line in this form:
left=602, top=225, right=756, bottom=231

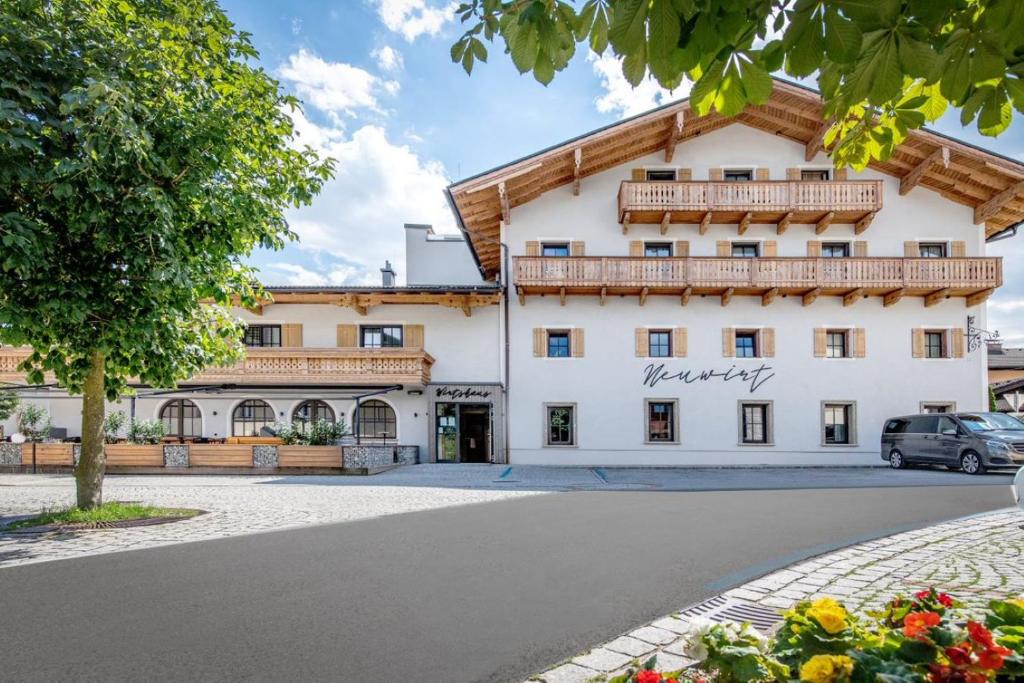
left=0, top=0, right=332, bottom=507
left=451, top=0, right=1024, bottom=168
left=0, top=389, right=19, bottom=439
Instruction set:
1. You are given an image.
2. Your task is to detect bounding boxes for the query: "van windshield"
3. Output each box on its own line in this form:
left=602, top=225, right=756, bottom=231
left=959, top=413, right=1024, bottom=432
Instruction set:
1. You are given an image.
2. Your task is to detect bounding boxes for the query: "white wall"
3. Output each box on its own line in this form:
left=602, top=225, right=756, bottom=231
left=405, top=224, right=488, bottom=286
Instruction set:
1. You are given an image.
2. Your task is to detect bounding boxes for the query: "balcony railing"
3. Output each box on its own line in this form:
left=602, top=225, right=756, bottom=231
left=0, top=347, right=435, bottom=386
left=618, top=180, right=884, bottom=225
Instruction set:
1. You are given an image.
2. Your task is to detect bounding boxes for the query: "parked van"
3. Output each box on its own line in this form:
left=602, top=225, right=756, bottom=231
left=881, top=412, right=1024, bottom=474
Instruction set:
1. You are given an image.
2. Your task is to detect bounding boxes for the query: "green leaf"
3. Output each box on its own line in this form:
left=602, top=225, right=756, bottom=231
left=898, top=639, right=938, bottom=664
left=1004, top=77, right=1024, bottom=114
left=589, top=5, right=609, bottom=54
left=824, top=8, right=862, bottom=63
left=977, top=86, right=1013, bottom=136
left=608, top=0, right=649, bottom=55
left=648, top=0, right=680, bottom=58
left=739, top=58, right=773, bottom=104
left=621, top=44, right=647, bottom=86
left=533, top=51, right=555, bottom=85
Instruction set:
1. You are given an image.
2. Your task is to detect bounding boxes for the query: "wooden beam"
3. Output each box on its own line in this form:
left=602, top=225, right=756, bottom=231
left=854, top=211, right=876, bottom=235
left=665, top=111, right=684, bottom=162
left=660, top=212, right=671, bottom=235
left=338, top=295, right=369, bottom=316
left=572, top=147, right=582, bottom=196
left=639, top=287, right=649, bottom=306
left=925, top=287, right=952, bottom=307
left=966, top=288, right=994, bottom=307
left=883, top=288, right=905, bottom=307
left=680, top=286, right=691, bottom=306
left=802, top=287, right=821, bottom=307
left=622, top=211, right=631, bottom=235
left=738, top=212, right=752, bottom=235
left=721, top=287, right=734, bottom=307
left=518, top=289, right=526, bottom=306
left=699, top=211, right=712, bottom=235
left=777, top=212, right=793, bottom=235
left=975, top=179, right=1024, bottom=224
left=498, top=182, right=510, bottom=224
left=815, top=211, right=835, bottom=235
left=462, top=299, right=472, bottom=317
left=599, top=286, right=607, bottom=306
left=761, top=288, right=779, bottom=307
left=559, top=287, right=566, bottom=307
left=843, top=288, right=865, bottom=307
left=245, top=305, right=264, bottom=316
left=805, top=120, right=830, bottom=162
left=900, top=146, right=949, bottom=195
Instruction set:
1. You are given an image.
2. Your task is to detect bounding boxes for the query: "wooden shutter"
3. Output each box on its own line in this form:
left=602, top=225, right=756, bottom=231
left=674, top=240, right=690, bottom=257
left=853, top=241, right=867, bottom=257
left=716, top=240, right=730, bottom=257
left=571, top=329, right=584, bottom=357
left=755, top=168, right=770, bottom=181
left=951, top=241, right=966, bottom=257
left=761, top=328, right=776, bottom=357
left=631, top=168, right=646, bottom=181
left=853, top=328, right=866, bottom=358
left=951, top=328, right=965, bottom=358
left=722, top=328, right=735, bottom=357
left=911, top=329, right=925, bottom=358
left=405, top=324, right=424, bottom=349
left=709, top=167, right=724, bottom=181
left=786, top=167, right=801, bottom=181
left=677, top=168, right=692, bottom=181
left=336, top=324, right=357, bottom=347
left=674, top=328, right=687, bottom=357
left=282, top=323, right=303, bottom=347
left=813, top=328, right=827, bottom=357
left=807, top=240, right=822, bottom=257
left=533, top=328, right=545, bottom=357
left=904, top=241, right=920, bottom=257
left=629, top=240, right=643, bottom=257
left=570, top=241, right=585, bottom=257
left=834, top=167, right=848, bottom=181
left=763, top=240, right=778, bottom=257
left=525, top=241, right=540, bottom=256
left=635, top=328, right=649, bottom=357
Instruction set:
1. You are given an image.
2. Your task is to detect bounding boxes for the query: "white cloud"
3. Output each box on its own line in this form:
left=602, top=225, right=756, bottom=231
left=375, top=0, right=456, bottom=42
left=372, top=45, right=405, bottom=72
left=263, top=262, right=371, bottom=287
left=277, top=49, right=398, bottom=118
left=588, top=53, right=691, bottom=119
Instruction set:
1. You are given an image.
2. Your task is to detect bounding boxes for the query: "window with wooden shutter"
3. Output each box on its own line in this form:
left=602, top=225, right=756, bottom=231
left=674, top=328, right=687, bottom=357
left=833, top=167, right=848, bottom=181
left=853, top=241, right=867, bottom=257
left=533, top=328, right=545, bottom=357
left=722, top=328, right=735, bottom=357
left=709, top=168, right=724, bottom=181
left=629, top=240, right=643, bottom=257
left=755, top=168, right=770, bottom=181
left=911, top=329, right=925, bottom=358
left=674, top=240, right=690, bottom=257
left=763, top=241, right=778, bottom=257
left=570, top=241, right=585, bottom=257
left=631, top=168, right=646, bottom=181
left=951, top=241, right=966, bottom=257
left=336, top=324, right=357, bottom=347
left=904, top=241, right=920, bottom=257
left=635, top=328, right=649, bottom=357
left=807, top=241, right=822, bottom=257
left=570, top=329, right=584, bottom=357
left=951, top=328, right=965, bottom=357
left=786, top=168, right=801, bottom=180
left=813, top=328, right=827, bottom=357
left=677, top=168, right=692, bottom=181
left=716, top=240, right=730, bottom=257
left=853, top=328, right=866, bottom=358
left=405, top=324, right=424, bottom=349
left=282, top=323, right=303, bottom=347
left=761, top=328, right=776, bottom=357
left=525, top=241, right=540, bottom=256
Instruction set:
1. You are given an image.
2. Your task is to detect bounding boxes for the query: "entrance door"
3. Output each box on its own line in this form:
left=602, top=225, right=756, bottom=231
left=436, top=404, right=459, bottom=462
left=459, top=404, right=491, bottom=463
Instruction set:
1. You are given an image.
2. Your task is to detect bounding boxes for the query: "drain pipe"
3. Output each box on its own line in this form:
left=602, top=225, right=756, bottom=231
left=986, top=223, right=1020, bottom=243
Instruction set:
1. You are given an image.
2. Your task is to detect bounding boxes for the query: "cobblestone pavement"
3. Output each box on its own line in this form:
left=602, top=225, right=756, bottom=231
left=532, top=508, right=1024, bottom=683
left=0, top=471, right=545, bottom=568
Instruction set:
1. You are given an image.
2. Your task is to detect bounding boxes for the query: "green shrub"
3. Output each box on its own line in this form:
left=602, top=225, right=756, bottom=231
left=16, top=404, right=52, bottom=442
left=127, top=419, right=166, bottom=444
left=103, top=411, right=128, bottom=443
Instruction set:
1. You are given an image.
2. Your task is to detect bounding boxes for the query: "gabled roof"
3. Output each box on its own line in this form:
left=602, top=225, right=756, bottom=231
left=447, top=79, right=1024, bottom=278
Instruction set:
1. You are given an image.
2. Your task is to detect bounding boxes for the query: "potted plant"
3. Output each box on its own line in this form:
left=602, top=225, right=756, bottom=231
left=15, top=404, right=70, bottom=466
left=278, top=418, right=348, bottom=467
left=106, top=417, right=166, bottom=467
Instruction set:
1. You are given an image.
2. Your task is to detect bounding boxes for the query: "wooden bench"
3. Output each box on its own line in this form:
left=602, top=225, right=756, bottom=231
left=188, top=444, right=253, bottom=467
left=278, top=446, right=342, bottom=468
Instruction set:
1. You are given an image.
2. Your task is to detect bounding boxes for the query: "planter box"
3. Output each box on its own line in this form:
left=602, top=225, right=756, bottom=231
left=21, top=443, right=74, bottom=466
left=104, top=444, right=164, bottom=467
left=189, top=444, right=253, bottom=467
left=225, top=436, right=283, bottom=445
left=278, top=445, right=342, bottom=468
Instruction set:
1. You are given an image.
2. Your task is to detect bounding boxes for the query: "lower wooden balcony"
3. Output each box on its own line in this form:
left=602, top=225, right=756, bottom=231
left=513, top=256, right=1001, bottom=307
left=0, top=347, right=435, bottom=386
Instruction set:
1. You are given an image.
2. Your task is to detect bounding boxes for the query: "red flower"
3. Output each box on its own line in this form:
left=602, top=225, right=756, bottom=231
left=945, top=646, right=972, bottom=667
left=665, top=679, right=678, bottom=683
left=905, top=611, right=942, bottom=638
left=967, top=621, right=995, bottom=649
left=916, top=590, right=933, bottom=601
left=635, top=671, right=662, bottom=683
left=977, top=645, right=1012, bottom=671
left=937, top=593, right=954, bottom=608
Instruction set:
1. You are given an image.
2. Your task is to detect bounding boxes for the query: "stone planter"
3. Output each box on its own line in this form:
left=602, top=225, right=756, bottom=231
left=163, top=445, right=189, bottom=468
left=343, top=445, right=418, bottom=469
left=0, top=442, right=21, bottom=466
left=104, top=443, right=164, bottom=467
left=278, top=445, right=342, bottom=468
left=252, top=445, right=278, bottom=468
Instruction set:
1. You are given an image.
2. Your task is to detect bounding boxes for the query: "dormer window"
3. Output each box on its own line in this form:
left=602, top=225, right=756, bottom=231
left=645, top=169, right=677, bottom=181
left=724, top=169, right=753, bottom=181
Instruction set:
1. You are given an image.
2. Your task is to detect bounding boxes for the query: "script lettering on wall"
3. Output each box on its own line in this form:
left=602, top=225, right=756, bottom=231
left=642, top=363, right=775, bottom=393
left=435, top=386, right=493, bottom=400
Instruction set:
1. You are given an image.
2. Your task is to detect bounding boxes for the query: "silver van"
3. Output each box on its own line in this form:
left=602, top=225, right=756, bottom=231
left=881, top=412, right=1024, bottom=474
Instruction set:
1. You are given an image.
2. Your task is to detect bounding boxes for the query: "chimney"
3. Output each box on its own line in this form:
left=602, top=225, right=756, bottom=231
left=380, top=260, right=396, bottom=287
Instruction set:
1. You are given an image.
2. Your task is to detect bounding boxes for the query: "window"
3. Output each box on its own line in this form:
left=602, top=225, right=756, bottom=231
left=645, top=169, right=677, bottom=181
left=361, top=325, right=403, bottom=348
left=801, top=169, right=830, bottom=181
left=821, top=242, right=850, bottom=258
left=292, top=400, right=335, bottom=432
left=542, top=243, right=570, bottom=257
left=921, top=402, right=955, bottom=414
left=925, top=331, right=946, bottom=358
left=644, top=242, right=672, bottom=258
left=356, top=399, right=396, bottom=440
left=547, top=331, right=570, bottom=358
left=232, top=399, right=276, bottom=437
left=823, top=403, right=855, bottom=445
left=243, top=325, right=281, bottom=347
left=731, top=243, right=759, bottom=258
left=160, top=399, right=202, bottom=440
left=648, top=330, right=671, bottom=358
left=919, top=243, right=947, bottom=258
left=740, top=402, right=772, bottom=444
left=735, top=331, right=758, bottom=358
left=907, top=415, right=940, bottom=433
left=959, top=413, right=1024, bottom=432
left=646, top=400, right=677, bottom=443
left=724, top=169, right=753, bottom=181
left=545, top=404, right=576, bottom=446
left=936, top=415, right=959, bottom=435
left=826, top=330, right=848, bottom=358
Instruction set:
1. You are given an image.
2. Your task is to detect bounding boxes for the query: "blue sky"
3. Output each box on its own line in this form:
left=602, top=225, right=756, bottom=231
left=222, top=0, right=1024, bottom=345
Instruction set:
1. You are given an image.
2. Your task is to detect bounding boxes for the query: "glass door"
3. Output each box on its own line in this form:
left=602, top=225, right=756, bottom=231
left=436, top=403, right=459, bottom=462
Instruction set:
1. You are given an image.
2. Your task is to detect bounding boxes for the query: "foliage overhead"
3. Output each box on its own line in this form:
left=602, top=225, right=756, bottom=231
left=451, top=0, right=1024, bottom=168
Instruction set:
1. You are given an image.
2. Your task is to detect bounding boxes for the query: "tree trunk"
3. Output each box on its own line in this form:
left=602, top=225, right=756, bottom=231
left=75, top=349, right=106, bottom=509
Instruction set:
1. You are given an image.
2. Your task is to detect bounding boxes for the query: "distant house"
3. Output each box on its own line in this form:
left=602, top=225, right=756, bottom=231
left=988, top=341, right=1024, bottom=384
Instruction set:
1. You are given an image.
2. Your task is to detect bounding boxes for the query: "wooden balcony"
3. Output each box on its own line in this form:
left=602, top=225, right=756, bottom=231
left=0, top=347, right=435, bottom=386
left=618, top=181, right=884, bottom=233
left=514, top=256, right=1001, bottom=307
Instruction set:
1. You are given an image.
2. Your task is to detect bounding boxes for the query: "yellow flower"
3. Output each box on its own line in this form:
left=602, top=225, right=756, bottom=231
left=806, top=598, right=848, bottom=635
left=800, top=655, right=855, bottom=683
left=1008, top=598, right=1024, bottom=609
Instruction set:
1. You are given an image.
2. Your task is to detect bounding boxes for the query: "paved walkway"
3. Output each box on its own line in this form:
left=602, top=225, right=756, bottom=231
left=532, top=508, right=1024, bottom=683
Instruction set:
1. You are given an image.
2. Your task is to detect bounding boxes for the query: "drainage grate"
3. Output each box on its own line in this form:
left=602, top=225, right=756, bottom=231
left=678, top=595, right=783, bottom=634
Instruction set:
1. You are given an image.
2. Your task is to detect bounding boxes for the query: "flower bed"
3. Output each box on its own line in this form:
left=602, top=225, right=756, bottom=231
left=610, top=590, right=1024, bottom=683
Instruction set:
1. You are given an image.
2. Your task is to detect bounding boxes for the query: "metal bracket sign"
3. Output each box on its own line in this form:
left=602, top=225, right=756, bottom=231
left=967, top=315, right=999, bottom=353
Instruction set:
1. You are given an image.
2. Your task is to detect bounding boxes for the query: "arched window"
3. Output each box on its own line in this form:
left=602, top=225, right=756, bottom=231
left=160, top=399, right=202, bottom=440
left=292, top=400, right=335, bottom=432
left=232, top=399, right=276, bottom=436
left=356, top=400, right=396, bottom=440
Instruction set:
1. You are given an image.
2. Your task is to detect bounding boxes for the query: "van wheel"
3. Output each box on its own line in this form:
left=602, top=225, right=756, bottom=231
left=960, top=451, right=985, bottom=475
left=889, top=450, right=906, bottom=469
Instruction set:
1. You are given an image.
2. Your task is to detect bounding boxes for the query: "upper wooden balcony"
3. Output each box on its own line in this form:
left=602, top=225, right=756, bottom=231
left=0, top=347, right=435, bottom=387
left=513, top=256, right=1001, bottom=307
left=618, top=180, right=884, bottom=234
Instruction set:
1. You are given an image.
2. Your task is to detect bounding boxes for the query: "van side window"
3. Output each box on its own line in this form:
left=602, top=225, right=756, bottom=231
left=937, top=416, right=959, bottom=434
left=907, top=416, right=939, bottom=433
left=884, top=419, right=908, bottom=434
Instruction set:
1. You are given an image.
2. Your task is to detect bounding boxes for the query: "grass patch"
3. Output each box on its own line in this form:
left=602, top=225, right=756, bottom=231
left=6, top=502, right=199, bottom=530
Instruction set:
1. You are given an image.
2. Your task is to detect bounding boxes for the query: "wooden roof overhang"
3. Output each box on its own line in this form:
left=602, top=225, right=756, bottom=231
left=235, top=286, right=502, bottom=317
left=447, top=79, right=1024, bottom=279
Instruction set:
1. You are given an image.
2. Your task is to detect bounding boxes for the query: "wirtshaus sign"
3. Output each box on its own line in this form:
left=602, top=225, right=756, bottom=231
left=642, top=363, right=775, bottom=393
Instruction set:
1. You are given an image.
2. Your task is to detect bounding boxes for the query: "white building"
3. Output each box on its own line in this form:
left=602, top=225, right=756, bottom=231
left=2, top=82, right=1021, bottom=467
